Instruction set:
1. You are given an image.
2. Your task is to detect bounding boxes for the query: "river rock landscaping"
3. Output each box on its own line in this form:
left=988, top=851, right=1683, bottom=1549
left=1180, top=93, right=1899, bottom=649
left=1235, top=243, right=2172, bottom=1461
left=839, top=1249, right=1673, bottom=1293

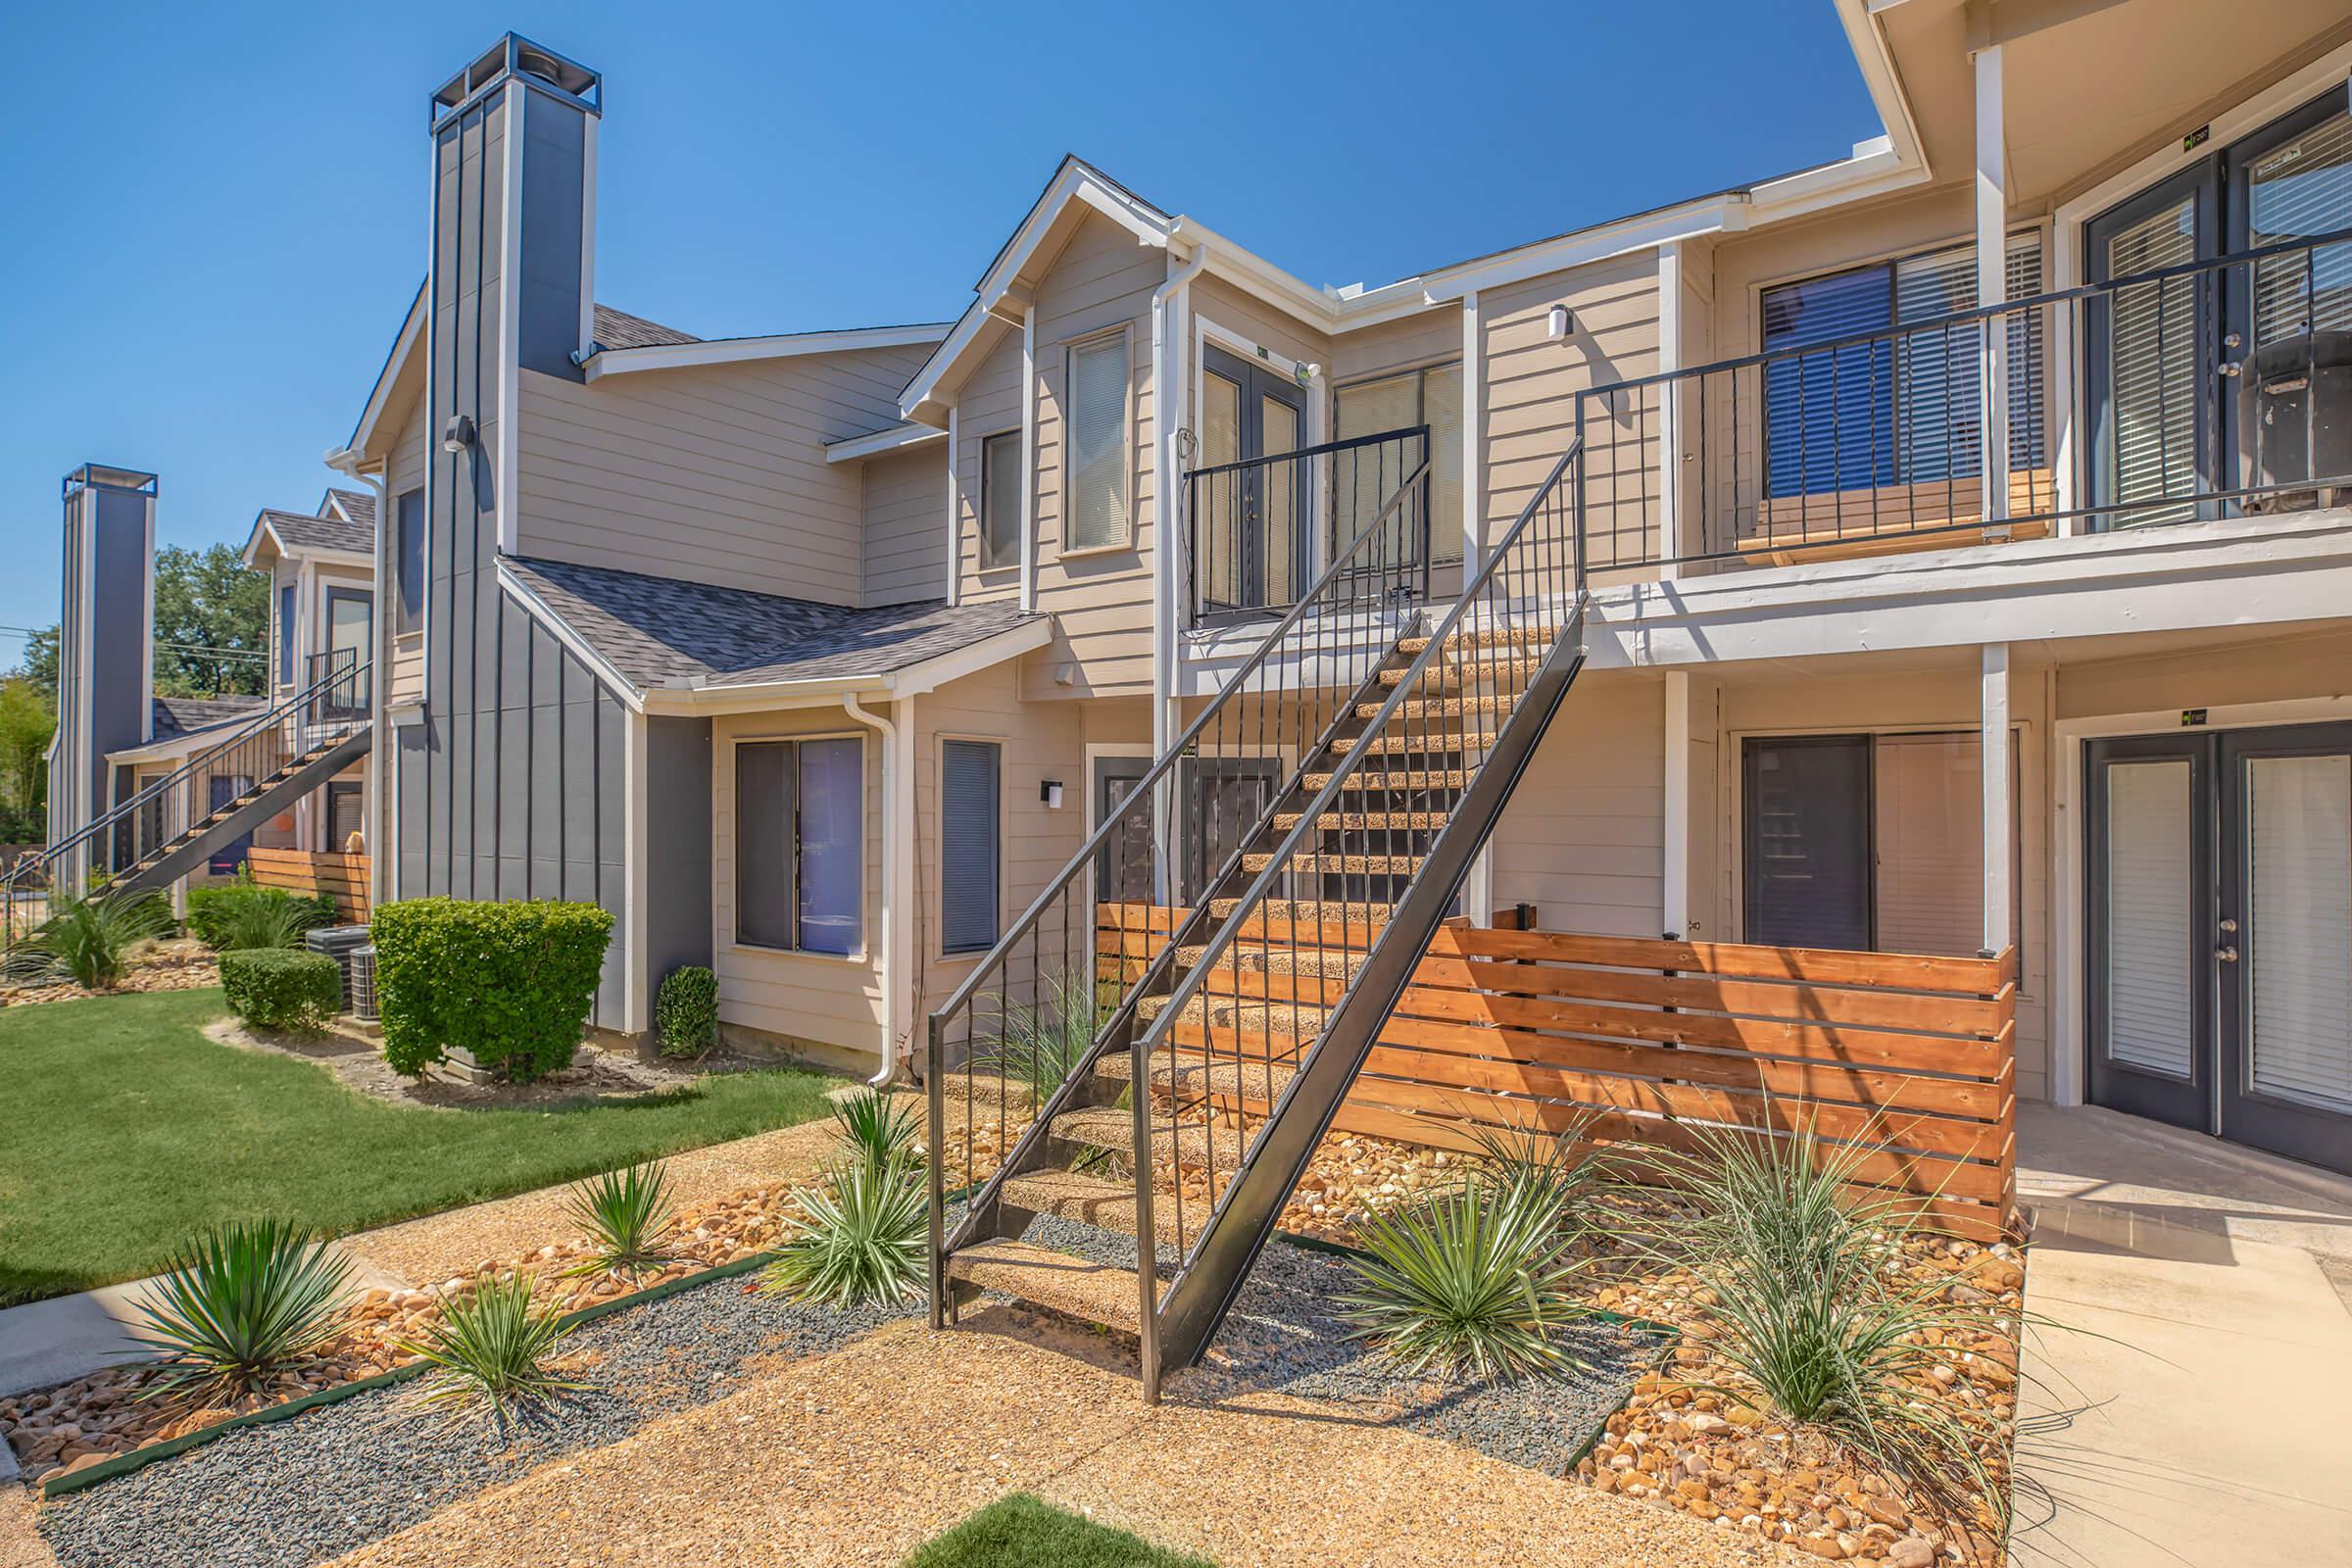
left=0, top=937, right=219, bottom=1006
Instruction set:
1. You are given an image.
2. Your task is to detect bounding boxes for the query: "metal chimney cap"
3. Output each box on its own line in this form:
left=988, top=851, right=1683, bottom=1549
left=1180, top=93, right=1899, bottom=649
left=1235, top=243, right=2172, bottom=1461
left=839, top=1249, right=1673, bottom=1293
left=62, top=465, right=158, bottom=500
left=431, top=34, right=601, bottom=126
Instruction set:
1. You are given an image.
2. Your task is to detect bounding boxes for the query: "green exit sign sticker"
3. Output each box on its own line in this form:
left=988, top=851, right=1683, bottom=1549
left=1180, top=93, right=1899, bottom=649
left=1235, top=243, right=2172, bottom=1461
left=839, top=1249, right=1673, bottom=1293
left=2183, top=124, right=2211, bottom=154
left=2181, top=709, right=2208, bottom=726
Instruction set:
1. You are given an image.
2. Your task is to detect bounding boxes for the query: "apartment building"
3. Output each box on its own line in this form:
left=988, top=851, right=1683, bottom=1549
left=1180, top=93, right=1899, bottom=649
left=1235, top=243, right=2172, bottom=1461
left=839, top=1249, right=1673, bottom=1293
left=307, top=0, right=2350, bottom=1226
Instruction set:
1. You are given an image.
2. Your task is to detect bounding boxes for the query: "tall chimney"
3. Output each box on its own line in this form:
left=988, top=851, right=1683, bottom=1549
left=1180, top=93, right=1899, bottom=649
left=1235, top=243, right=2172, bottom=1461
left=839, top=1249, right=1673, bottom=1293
left=51, top=464, right=156, bottom=888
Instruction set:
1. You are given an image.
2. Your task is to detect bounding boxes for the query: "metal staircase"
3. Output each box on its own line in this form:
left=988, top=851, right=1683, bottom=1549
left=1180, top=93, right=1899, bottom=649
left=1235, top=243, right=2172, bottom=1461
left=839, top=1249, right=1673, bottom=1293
left=5, top=655, right=372, bottom=946
left=927, top=427, right=1588, bottom=1399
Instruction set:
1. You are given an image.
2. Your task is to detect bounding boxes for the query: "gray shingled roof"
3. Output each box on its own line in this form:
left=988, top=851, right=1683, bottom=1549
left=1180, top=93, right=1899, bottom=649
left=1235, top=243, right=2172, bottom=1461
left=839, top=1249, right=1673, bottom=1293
left=258, top=507, right=372, bottom=556
left=151, top=695, right=265, bottom=744
left=323, top=488, right=376, bottom=528
left=592, top=305, right=699, bottom=351
left=502, top=556, right=1042, bottom=692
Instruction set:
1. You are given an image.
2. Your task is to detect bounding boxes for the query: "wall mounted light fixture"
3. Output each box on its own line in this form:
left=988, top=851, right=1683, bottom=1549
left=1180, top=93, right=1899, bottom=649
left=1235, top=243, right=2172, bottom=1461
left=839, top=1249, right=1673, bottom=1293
left=440, top=414, right=476, bottom=454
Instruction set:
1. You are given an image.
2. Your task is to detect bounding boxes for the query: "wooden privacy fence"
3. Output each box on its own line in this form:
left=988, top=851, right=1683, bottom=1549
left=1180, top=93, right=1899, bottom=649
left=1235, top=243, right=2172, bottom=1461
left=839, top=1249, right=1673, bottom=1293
left=243, top=849, right=370, bottom=922
left=1097, top=904, right=2018, bottom=1240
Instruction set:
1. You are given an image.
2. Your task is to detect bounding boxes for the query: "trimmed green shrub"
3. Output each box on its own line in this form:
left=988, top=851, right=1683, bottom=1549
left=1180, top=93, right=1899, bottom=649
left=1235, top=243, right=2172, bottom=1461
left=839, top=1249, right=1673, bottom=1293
left=654, top=964, right=717, bottom=1060
left=220, top=947, right=344, bottom=1032
left=187, top=875, right=336, bottom=951
left=371, top=898, right=615, bottom=1082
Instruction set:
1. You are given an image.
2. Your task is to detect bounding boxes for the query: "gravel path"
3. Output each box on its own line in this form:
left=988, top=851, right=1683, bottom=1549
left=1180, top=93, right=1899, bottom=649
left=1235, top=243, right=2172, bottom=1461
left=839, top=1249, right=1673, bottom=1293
left=37, top=1269, right=918, bottom=1568
left=1019, top=1213, right=1665, bottom=1476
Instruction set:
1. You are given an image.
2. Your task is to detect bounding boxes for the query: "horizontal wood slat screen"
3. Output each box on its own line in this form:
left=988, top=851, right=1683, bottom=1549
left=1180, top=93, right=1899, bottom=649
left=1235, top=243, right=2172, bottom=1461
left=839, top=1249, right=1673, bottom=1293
left=1096, top=903, right=2018, bottom=1240
left=243, top=849, right=370, bottom=922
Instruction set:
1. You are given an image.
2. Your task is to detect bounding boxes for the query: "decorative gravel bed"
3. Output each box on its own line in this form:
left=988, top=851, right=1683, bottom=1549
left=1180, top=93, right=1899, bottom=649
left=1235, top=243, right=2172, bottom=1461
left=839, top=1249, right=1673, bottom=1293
left=1015, top=1212, right=1667, bottom=1477
left=36, top=1269, right=919, bottom=1568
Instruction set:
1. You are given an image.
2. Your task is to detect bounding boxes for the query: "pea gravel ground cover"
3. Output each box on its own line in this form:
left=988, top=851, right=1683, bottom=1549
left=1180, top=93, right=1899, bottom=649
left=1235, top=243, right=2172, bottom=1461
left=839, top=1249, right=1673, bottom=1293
left=36, top=1267, right=921, bottom=1568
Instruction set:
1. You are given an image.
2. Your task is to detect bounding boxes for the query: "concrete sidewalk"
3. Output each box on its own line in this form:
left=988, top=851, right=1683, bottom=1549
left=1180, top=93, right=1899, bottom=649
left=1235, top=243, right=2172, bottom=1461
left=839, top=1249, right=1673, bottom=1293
left=2010, top=1102, right=2352, bottom=1568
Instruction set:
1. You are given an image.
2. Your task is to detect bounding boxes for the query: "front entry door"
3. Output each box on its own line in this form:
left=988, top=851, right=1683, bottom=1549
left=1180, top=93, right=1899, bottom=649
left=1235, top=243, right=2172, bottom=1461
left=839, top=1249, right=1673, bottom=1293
left=1195, top=345, right=1306, bottom=617
left=2086, top=723, right=2352, bottom=1174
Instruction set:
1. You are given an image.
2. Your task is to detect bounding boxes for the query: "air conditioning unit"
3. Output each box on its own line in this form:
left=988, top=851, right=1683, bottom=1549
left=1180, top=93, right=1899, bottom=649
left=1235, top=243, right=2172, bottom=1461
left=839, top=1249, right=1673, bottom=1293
left=2239, top=329, right=2352, bottom=514
left=304, top=924, right=372, bottom=1013
left=349, top=944, right=378, bottom=1022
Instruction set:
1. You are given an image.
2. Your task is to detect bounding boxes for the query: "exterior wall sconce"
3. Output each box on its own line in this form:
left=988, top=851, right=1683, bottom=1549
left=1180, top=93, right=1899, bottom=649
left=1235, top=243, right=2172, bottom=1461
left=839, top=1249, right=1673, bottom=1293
left=1040, top=780, right=1064, bottom=809
left=1547, top=305, right=1574, bottom=341
left=440, top=414, right=476, bottom=454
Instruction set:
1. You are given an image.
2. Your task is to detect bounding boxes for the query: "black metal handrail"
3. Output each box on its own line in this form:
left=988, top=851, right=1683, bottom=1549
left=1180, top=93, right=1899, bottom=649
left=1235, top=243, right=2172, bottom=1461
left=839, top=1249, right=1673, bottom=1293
left=5, top=653, right=371, bottom=937
left=1187, top=426, right=1432, bottom=621
left=925, top=441, right=1433, bottom=1298
left=1574, top=225, right=2352, bottom=570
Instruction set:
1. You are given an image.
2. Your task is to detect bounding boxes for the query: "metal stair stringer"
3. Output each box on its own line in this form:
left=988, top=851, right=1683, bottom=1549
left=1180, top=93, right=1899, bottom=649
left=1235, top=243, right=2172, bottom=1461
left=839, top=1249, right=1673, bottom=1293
left=117, top=728, right=373, bottom=895
left=1143, top=591, right=1591, bottom=1393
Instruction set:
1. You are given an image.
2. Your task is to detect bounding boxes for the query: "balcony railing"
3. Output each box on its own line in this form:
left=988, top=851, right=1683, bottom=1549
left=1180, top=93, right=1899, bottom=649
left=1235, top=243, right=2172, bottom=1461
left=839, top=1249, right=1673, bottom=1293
left=1187, top=425, right=1431, bottom=623
left=1570, top=225, right=2352, bottom=572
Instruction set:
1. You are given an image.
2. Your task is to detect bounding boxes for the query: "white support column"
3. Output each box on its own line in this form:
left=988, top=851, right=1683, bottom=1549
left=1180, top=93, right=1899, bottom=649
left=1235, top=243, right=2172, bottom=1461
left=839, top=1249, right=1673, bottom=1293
left=1459, top=290, right=1495, bottom=924
left=1662, top=669, right=1690, bottom=941
left=887, top=696, right=917, bottom=1077
left=942, top=404, right=960, bottom=607
left=1975, top=43, right=2011, bottom=535
left=1656, top=243, right=1684, bottom=579
left=1981, top=643, right=2013, bottom=957
left=1018, top=308, right=1038, bottom=613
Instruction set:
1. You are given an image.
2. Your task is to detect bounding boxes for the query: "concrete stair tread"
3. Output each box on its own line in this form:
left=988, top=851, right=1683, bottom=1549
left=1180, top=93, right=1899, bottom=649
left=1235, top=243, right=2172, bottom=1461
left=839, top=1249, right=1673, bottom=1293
left=1050, top=1104, right=1246, bottom=1171
left=1377, top=658, right=1541, bottom=691
left=1240, top=851, right=1423, bottom=876
left=1358, top=729, right=1498, bottom=754
left=1205, top=897, right=1391, bottom=922
left=1133, top=992, right=1328, bottom=1035
left=1299, top=767, right=1469, bottom=792
left=1272, top=808, right=1452, bottom=831
left=1000, top=1168, right=1183, bottom=1243
left=1397, top=624, right=1560, bottom=656
left=945, top=1238, right=1141, bottom=1334
left=1173, top=944, right=1364, bottom=976
left=1361, top=695, right=1517, bottom=719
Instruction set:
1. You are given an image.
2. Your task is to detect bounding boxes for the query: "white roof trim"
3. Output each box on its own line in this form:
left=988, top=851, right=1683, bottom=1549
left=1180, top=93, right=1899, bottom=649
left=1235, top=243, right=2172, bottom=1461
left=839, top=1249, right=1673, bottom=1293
left=345, top=283, right=427, bottom=459
left=583, top=322, right=953, bottom=381
left=492, top=556, right=649, bottom=713
left=637, top=614, right=1053, bottom=714
left=824, top=421, right=948, bottom=465
left=240, top=517, right=287, bottom=570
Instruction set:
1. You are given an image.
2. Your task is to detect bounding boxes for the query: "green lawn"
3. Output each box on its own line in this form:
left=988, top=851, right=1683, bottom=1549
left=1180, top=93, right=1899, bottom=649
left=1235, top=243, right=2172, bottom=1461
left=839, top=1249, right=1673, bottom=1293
left=902, top=1495, right=1216, bottom=1568
left=0, top=988, right=839, bottom=1306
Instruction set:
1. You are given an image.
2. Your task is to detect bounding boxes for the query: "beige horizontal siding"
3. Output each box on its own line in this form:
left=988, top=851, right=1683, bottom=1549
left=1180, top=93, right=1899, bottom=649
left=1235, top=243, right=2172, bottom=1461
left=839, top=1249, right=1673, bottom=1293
left=1488, top=673, right=1666, bottom=938
left=515, top=342, right=931, bottom=606
left=861, top=442, right=947, bottom=606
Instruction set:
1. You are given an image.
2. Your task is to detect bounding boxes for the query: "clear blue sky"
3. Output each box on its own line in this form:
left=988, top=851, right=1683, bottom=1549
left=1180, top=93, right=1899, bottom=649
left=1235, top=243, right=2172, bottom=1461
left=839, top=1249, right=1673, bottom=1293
left=0, top=1, right=1878, bottom=664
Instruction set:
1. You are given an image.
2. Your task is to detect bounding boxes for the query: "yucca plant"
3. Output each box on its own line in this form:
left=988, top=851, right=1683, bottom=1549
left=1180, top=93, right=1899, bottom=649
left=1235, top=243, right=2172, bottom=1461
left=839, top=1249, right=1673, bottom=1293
left=4, top=888, right=172, bottom=990
left=396, top=1272, right=585, bottom=1435
left=1463, top=1115, right=1605, bottom=1236
left=560, top=1160, right=680, bottom=1282
left=832, top=1089, right=923, bottom=1171
left=973, top=968, right=1102, bottom=1108
left=1638, top=1110, right=2012, bottom=1532
left=128, top=1219, right=354, bottom=1404
left=210, top=891, right=328, bottom=953
left=760, top=1152, right=927, bottom=1307
left=1339, top=1179, right=1591, bottom=1381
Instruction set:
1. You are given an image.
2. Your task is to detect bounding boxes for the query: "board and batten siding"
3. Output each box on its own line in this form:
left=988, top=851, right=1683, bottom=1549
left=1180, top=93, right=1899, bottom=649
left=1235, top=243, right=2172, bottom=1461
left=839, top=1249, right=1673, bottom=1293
left=956, top=211, right=1164, bottom=699
left=710, top=708, right=890, bottom=1062
left=514, top=341, right=931, bottom=607
left=860, top=442, right=948, bottom=605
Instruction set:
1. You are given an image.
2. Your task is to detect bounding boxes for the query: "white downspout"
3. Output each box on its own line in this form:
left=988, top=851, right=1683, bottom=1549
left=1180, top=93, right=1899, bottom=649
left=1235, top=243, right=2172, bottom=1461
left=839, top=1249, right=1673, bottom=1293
left=1149, top=236, right=1207, bottom=903
left=842, top=693, right=906, bottom=1087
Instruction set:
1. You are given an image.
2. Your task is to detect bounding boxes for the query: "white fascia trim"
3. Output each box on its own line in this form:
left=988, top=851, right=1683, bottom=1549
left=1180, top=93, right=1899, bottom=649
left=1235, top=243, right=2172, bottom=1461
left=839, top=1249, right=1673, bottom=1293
left=824, top=420, right=947, bottom=465
left=585, top=322, right=954, bottom=381
left=637, top=616, right=1053, bottom=715
left=345, top=284, right=427, bottom=460
left=490, top=556, right=648, bottom=712
left=239, top=518, right=288, bottom=571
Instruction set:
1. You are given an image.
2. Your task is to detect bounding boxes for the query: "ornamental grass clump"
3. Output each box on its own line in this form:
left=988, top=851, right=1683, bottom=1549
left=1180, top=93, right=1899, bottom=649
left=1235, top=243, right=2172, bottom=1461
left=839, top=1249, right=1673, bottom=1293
left=3, top=889, right=172, bottom=991
left=128, top=1219, right=354, bottom=1405
left=561, top=1160, right=680, bottom=1283
left=397, top=1272, right=585, bottom=1436
left=760, top=1151, right=927, bottom=1307
left=974, top=968, right=1102, bottom=1108
left=1638, top=1109, right=2015, bottom=1534
left=832, top=1088, right=923, bottom=1171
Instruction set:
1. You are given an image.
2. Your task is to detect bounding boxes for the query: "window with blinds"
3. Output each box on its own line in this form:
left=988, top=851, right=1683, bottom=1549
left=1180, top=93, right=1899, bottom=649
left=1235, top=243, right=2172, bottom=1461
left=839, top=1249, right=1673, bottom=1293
left=2247, top=106, right=2352, bottom=347
left=1762, top=234, right=2044, bottom=499
left=278, top=583, right=295, bottom=684
left=2101, top=198, right=2202, bottom=527
left=941, top=739, right=1001, bottom=956
left=2103, top=759, right=2195, bottom=1076
left=1066, top=336, right=1130, bottom=550
left=734, top=737, right=862, bottom=955
left=980, top=431, right=1020, bottom=571
left=397, top=488, right=425, bottom=632
left=2244, top=755, right=2352, bottom=1111
left=1334, top=363, right=1463, bottom=562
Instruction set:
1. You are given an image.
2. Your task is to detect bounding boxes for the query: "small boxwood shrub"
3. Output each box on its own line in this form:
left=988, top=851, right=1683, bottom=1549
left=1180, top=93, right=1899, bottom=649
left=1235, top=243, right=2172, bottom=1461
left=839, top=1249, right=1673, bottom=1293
left=655, top=965, right=718, bottom=1059
left=188, top=877, right=336, bottom=950
left=371, top=898, right=615, bottom=1082
left=220, top=947, right=344, bottom=1033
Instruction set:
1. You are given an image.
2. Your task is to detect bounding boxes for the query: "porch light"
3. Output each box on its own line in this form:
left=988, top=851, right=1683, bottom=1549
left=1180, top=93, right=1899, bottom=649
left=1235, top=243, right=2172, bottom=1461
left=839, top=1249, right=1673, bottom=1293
left=440, top=414, right=475, bottom=454
left=1547, top=305, right=1573, bottom=341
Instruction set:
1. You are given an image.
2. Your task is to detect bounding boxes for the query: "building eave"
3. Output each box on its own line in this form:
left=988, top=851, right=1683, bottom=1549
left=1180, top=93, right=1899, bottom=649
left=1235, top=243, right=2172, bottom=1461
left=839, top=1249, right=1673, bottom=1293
left=581, top=321, right=953, bottom=382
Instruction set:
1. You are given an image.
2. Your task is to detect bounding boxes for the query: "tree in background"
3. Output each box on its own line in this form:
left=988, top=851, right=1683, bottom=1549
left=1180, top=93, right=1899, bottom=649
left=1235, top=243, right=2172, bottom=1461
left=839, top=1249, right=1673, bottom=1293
left=151, top=543, right=268, bottom=698
left=0, top=676, right=54, bottom=843
left=17, top=627, right=57, bottom=701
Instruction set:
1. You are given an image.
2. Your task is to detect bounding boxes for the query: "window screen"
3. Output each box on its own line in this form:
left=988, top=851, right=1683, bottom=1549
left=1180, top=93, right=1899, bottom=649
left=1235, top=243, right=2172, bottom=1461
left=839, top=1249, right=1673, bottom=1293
left=980, top=431, right=1021, bottom=570
left=397, top=489, right=425, bottom=631
left=942, top=740, right=1001, bottom=955
left=735, top=741, right=796, bottom=949
left=1066, top=337, right=1130, bottom=550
